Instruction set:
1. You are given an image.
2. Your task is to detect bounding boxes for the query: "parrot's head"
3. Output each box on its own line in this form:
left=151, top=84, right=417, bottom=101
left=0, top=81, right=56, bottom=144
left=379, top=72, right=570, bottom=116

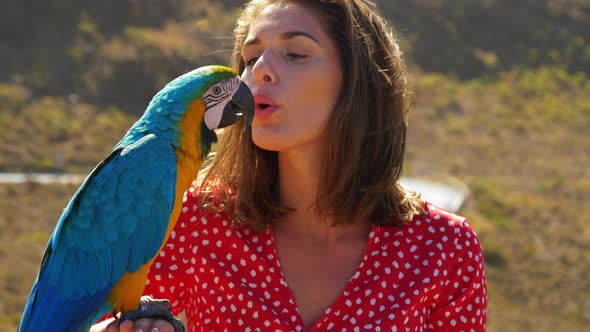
left=198, top=66, right=255, bottom=132
left=143, top=65, right=254, bottom=158
left=195, top=66, right=254, bottom=155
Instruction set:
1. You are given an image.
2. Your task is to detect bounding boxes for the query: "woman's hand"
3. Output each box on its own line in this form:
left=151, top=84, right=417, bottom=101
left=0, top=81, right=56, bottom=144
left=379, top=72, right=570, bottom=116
left=90, top=317, right=175, bottom=332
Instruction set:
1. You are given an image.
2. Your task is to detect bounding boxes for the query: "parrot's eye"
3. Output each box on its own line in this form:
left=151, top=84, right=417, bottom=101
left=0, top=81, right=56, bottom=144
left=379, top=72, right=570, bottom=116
left=213, top=86, right=222, bottom=95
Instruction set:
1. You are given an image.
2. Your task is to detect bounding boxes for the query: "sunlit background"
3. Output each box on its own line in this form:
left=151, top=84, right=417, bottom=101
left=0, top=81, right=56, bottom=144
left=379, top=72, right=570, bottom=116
left=1, top=0, right=589, bottom=331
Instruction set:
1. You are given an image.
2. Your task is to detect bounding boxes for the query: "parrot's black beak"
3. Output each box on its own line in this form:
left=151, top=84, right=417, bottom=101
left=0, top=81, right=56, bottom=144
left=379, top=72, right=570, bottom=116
left=219, top=81, right=254, bottom=130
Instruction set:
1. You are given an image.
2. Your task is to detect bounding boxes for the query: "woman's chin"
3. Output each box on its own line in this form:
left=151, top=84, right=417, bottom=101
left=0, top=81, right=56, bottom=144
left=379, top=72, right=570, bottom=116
left=252, top=133, right=283, bottom=152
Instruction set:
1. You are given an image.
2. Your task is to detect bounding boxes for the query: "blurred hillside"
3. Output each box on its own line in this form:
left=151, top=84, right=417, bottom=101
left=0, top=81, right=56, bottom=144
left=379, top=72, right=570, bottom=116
left=1, top=0, right=589, bottom=331
left=380, top=0, right=590, bottom=77
left=2, top=0, right=589, bottom=119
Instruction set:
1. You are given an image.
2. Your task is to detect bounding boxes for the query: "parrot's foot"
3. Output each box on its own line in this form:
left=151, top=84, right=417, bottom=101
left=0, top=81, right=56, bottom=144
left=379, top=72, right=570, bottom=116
left=119, top=296, right=185, bottom=332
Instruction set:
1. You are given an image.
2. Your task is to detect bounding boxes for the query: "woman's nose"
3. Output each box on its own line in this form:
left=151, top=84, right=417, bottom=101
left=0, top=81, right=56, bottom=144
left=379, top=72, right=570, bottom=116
left=252, top=52, right=277, bottom=85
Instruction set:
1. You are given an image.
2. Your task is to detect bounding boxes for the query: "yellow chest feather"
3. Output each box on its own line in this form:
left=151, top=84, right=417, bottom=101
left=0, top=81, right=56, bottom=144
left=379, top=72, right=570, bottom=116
left=108, top=99, right=208, bottom=313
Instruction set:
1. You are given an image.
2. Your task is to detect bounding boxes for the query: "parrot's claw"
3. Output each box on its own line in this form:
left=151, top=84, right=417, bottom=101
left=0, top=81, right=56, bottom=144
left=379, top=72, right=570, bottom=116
left=119, top=296, right=185, bottom=332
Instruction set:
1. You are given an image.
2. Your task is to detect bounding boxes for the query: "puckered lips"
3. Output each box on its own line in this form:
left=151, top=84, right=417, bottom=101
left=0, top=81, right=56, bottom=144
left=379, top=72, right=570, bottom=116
left=254, top=93, right=279, bottom=120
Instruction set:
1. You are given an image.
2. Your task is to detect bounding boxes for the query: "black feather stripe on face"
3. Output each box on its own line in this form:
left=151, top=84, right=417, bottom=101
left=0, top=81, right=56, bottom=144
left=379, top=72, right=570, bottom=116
left=203, top=78, right=238, bottom=110
left=199, top=120, right=217, bottom=158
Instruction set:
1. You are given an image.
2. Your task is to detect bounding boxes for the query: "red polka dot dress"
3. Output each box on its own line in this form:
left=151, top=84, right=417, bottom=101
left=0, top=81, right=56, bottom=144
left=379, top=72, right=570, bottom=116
left=144, top=185, right=487, bottom=331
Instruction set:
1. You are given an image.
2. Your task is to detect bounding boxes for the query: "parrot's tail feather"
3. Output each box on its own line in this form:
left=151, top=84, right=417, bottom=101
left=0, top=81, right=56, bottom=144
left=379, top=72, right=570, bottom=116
left=17, top=281, right=39, bottom=332
left=18, top=279, right=113, bottom=332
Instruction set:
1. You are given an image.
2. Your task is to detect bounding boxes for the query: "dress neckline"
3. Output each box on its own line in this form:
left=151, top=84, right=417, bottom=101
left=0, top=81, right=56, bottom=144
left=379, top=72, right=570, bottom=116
left=265, top=222, right=380, bottom=331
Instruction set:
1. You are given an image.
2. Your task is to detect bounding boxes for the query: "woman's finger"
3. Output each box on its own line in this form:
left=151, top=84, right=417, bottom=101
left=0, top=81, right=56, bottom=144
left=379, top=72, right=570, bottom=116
left=89, top=318, right=117, bottom=332
left=151, top=319, right=176, bottom=332
left=118, top=319, right=136, bottom=332
left=133, top=318, right=155, bottom=332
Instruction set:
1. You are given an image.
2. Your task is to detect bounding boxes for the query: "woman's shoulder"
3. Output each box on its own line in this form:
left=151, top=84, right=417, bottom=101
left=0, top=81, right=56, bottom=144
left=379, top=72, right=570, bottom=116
left=183, top=179, right=236, bottom=207
left=177, top=180, right=237, bottom=230
left=375, top=202, right=482, bottom=258
left=418, top=202, right=477, bottom=235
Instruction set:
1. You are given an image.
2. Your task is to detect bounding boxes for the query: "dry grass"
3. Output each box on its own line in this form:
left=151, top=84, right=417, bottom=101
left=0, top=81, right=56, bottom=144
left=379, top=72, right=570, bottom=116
left=1, top=66, right=589, bottom=331
left=405, top=66, right=590, bottom=331
left=0, top=183, right=78, bottom=331
left=1, top=0, right=590, bottom=330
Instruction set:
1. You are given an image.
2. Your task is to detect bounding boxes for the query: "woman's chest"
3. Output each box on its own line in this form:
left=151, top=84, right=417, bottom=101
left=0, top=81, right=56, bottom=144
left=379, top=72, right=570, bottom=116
left=183, top=224, right=443, bottom=331
left=275, top=237, right=369, bottom=329
left=187, top=261, right=436, bottom=332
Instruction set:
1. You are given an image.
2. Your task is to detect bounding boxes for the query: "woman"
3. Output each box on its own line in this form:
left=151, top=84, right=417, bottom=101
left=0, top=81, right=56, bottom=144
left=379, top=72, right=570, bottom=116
left=93, top=0, right=487, bottom=331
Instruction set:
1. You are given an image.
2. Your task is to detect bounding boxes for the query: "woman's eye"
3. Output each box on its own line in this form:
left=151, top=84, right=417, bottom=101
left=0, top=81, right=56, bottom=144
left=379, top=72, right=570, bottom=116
left=287, top=53, right=308, bottom=61
left=245, top=56, right=259, bottom=67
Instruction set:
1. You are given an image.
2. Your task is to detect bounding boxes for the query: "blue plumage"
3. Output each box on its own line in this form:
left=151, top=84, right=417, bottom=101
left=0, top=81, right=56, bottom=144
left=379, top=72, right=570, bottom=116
left=18, top=65, right=253, bottom=332
left=19, top=136, right=176, bottom=332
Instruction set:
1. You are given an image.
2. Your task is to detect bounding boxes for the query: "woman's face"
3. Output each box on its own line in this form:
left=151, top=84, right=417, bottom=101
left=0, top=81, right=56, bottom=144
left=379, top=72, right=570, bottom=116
left=240, top=2, right=343, bottom=152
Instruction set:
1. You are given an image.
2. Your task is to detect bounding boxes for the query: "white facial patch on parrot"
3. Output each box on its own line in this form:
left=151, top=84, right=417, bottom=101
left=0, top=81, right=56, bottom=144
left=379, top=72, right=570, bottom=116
left=203, top=76, right=241, bottom=130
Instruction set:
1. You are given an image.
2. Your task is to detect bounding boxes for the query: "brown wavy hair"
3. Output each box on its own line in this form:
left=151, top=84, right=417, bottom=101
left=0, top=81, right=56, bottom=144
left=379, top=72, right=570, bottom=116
left=200, top=0, right=424, bottom=231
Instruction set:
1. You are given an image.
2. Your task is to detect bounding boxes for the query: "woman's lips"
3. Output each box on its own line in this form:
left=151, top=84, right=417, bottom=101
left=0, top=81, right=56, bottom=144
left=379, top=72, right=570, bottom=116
left=254, top=93, right=278, bottom=119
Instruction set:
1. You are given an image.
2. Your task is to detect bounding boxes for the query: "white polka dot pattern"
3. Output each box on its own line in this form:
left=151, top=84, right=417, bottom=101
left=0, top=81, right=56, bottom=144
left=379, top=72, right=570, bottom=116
left=143, top=186, right=487, bottom=331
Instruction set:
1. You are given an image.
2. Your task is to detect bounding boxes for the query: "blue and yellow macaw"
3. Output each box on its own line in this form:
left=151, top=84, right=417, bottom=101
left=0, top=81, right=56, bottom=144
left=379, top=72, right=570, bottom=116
left=18, top=65, right=254, bottom=332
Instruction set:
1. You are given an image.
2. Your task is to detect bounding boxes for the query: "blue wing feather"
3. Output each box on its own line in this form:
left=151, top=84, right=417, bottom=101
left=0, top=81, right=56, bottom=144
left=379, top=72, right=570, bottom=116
left=18, top=134, right=177, bottom=332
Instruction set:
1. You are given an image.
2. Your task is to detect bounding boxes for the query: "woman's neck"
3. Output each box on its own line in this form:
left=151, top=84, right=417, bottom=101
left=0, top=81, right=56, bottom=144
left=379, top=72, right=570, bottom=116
left=278, top=149, right=321, bottom=215
left=276, top=149, right=370, bottom=246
